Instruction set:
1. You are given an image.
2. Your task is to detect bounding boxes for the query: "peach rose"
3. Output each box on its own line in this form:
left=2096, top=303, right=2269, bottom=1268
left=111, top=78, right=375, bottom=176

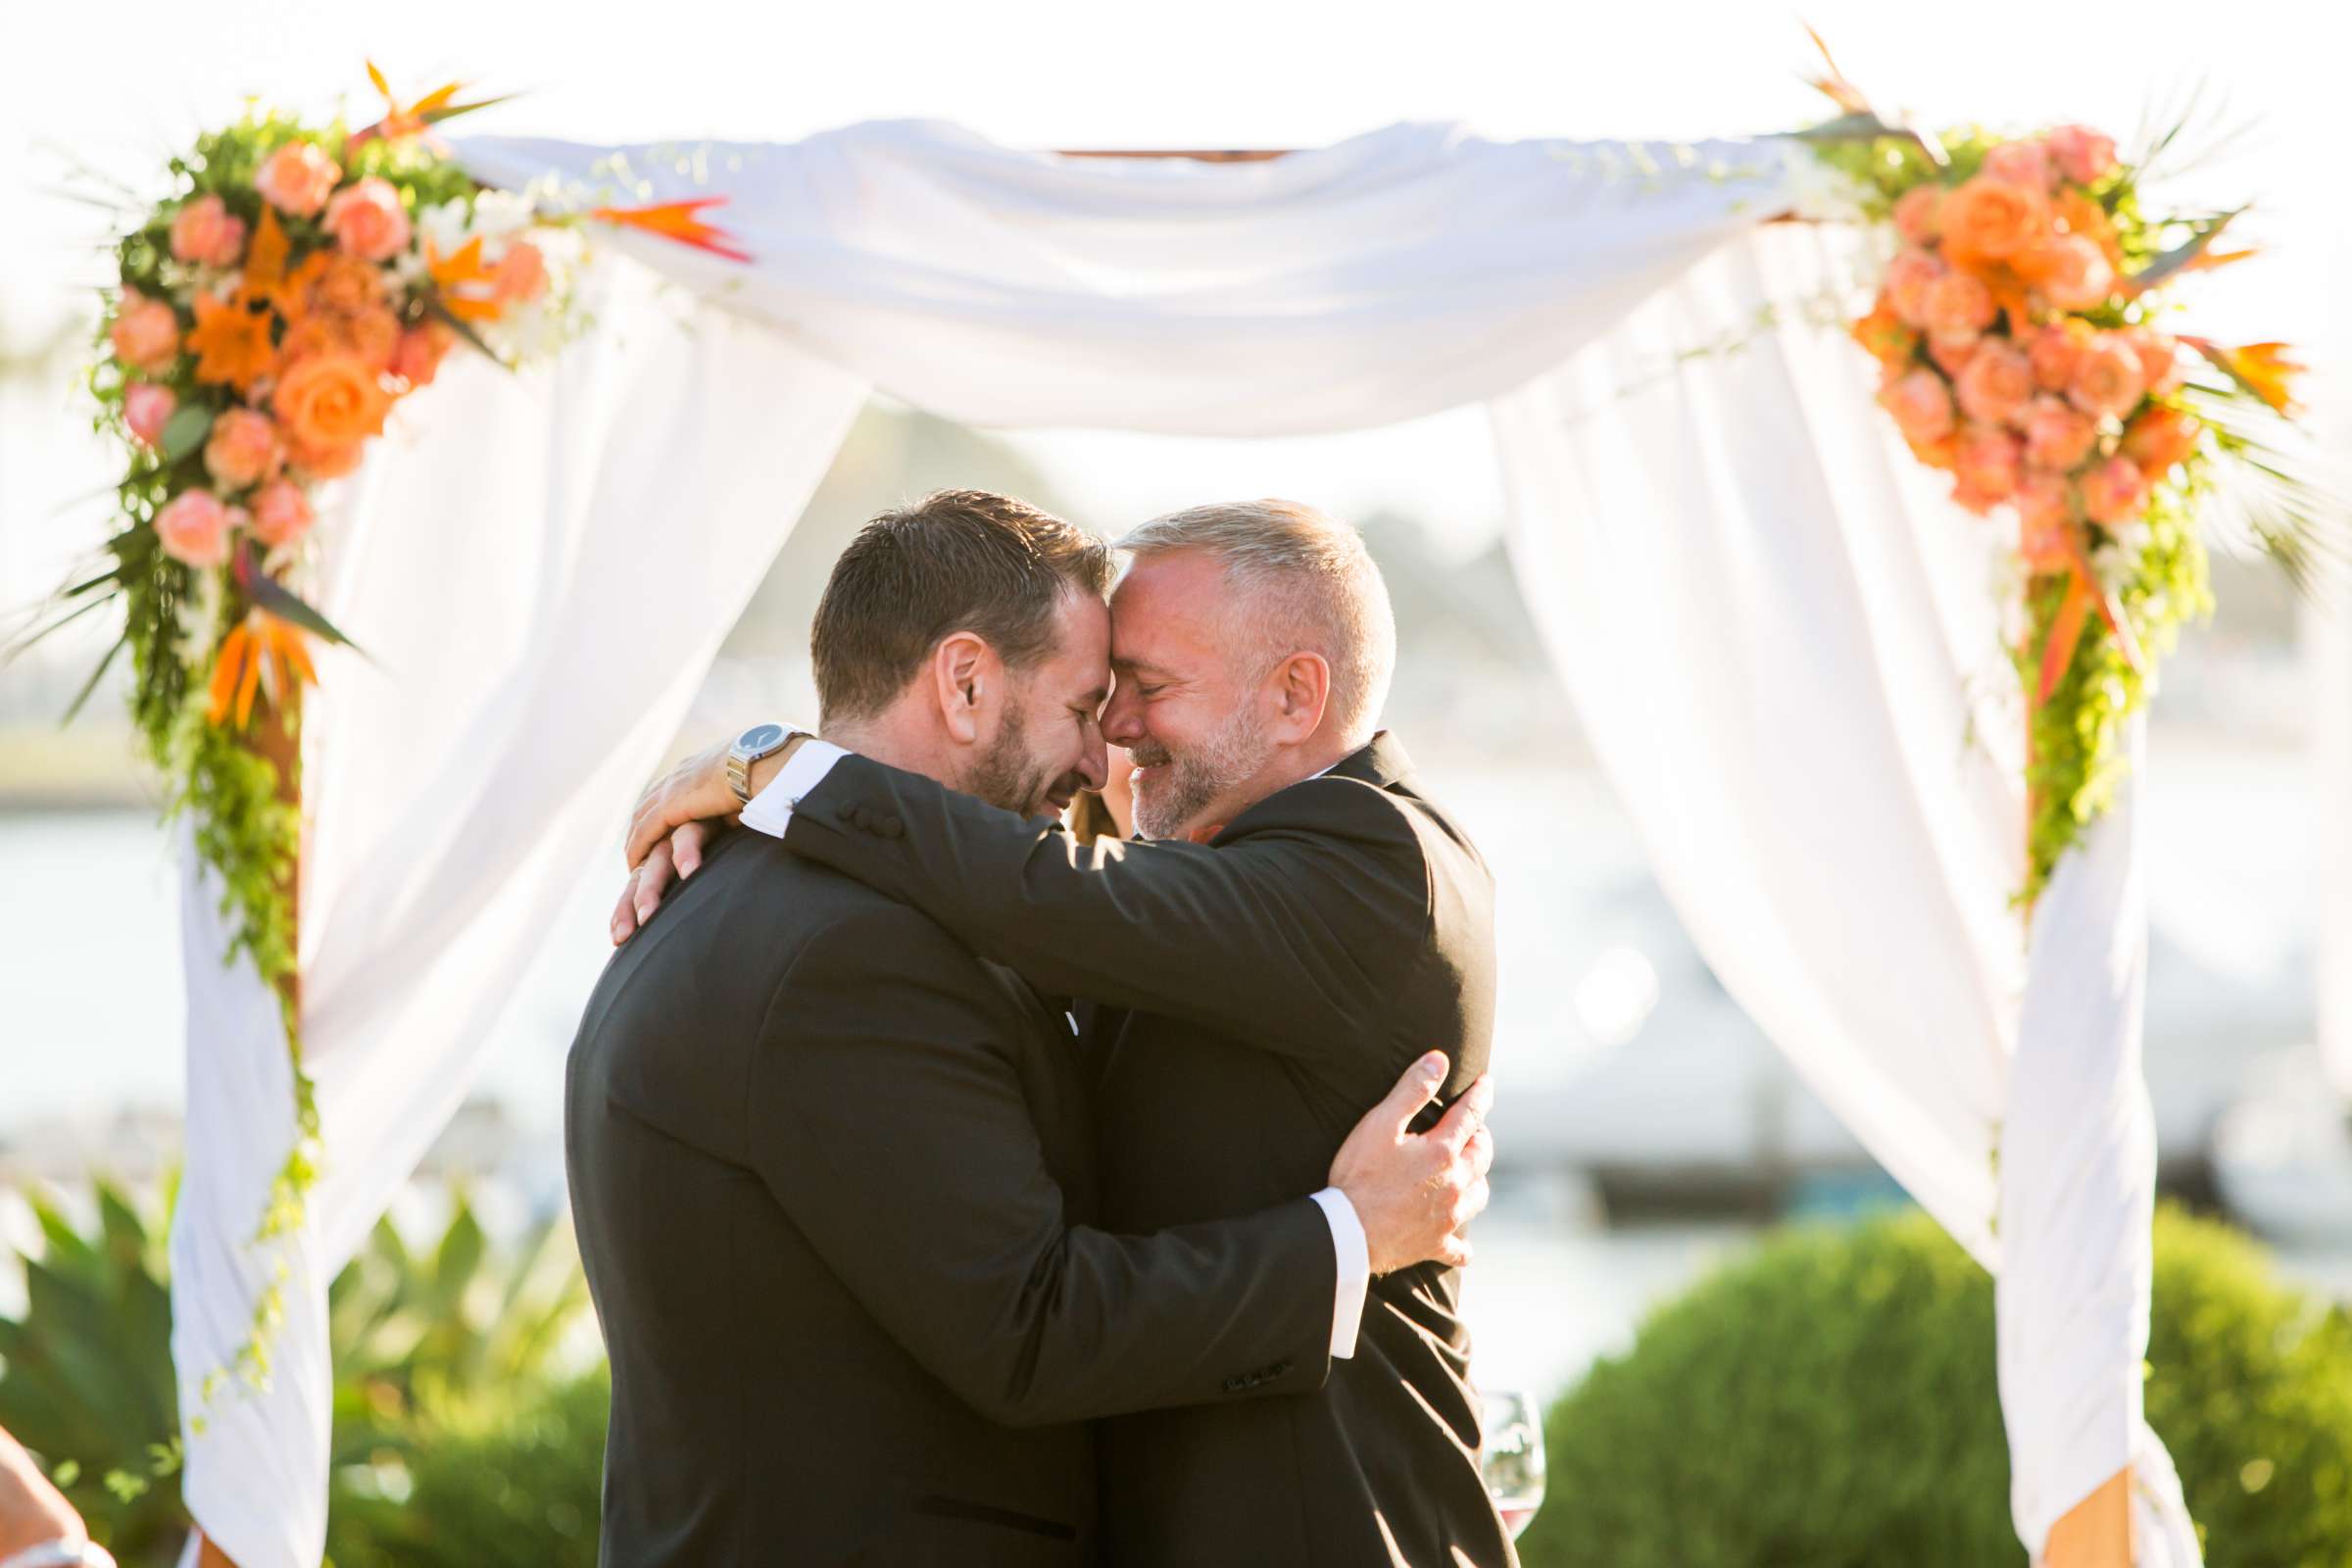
left=2018, top=507, right=2080, bottom=573
left=202, top=408, right=281, bottom=490
left=1892, top=185, right=1943, bottom=247
left=1983, top=139, right=2057, bottom=192
left=170, top=194, right=248, bottom=269
left=2023, top=397, right=2099, bottom=471
left=2122, top=327, right=2182, bottom=397
left=1927, top=334, right=1980, bottom=379
left=1955, top=424, right=2025, bottom=502
left=255, top=141, right=342, bottom=219
left=322, top=177, right=413, bottom=263
left=2035, top=233, right=2115, bottom=312
left=1956, top=340, right=2034, bottom=428
left=391, top=322, right=459, bottom=389
left=2080, top=455, right=2149, bottom=525
left=492, top=238, right=547, bottom=304
left=247, top=479, right=316, bottom=548
left=1923, top=270, right=1998, bottom=345
left=282, top=305, right=402, bottom=373
left=2029, top=320, right=2089, bottom=391
left=1885, top=249, right=1946, bottom=327
left=1939, top=174, right=2050, bottom=261
left=271, top=354, right=392, bottom=476
left=2047, top=124, right=2120, bottom=186
left=123, top=383, right=176, bottom=446
left=1880, top=368, right=1957, bottom=447
left=154, top=490, right=233, bottom=568
left=2067, top=333, right=2149, bottom=419
left=2122, top=406, right=2201, bottom=477
left=110, top=290, right=181, bottom=373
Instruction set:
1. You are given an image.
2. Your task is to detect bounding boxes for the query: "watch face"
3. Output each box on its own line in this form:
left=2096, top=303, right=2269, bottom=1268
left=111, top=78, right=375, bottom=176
left=738, top=723, right=787, bottom=754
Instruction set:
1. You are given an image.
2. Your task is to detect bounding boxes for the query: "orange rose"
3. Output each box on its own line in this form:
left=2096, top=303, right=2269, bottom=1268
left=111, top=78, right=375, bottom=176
left=2067, top=334, right=2149, bottom=420
left=2029, top=320, right=2092, bottom=391
left=2016, top=477, right=2081, bottom=572
left=1885, top=249, right=1945, bottom=327
left=2080, top=455, right=2149, bottom=525
left=284, top=252, right=386, bottom=319
left=1955, top=341, right=2034, bottom=428
left=322, top=176, right=413, bottom=263
left=2122, top=327, right=2183, bottom=397
left=1939, top=174, right=2050, bottom=261
left=391, top=322, right=459, bottom=389
left=1892, top=186, right=1943, bottom=247
left=2121, top=406, right=2200, bottom=477
left=493, top=239, right=548, bottom=304
left=110, top=290, right=181, bottom=373
left=203, top=408, right=282, bottom=491
left=1922, top=270, right=1997, bottom=346
left=1955, top=424, right=2024, bottom=502
left=1880, top=368, right=1957, bottom=448
left=2023, top=397, right=2098, bottom=471
left=271, top=354, right=391, bottom=477
left=280, top=306, right=402, bottom=373
left=255, top=141, right=341, bottom=218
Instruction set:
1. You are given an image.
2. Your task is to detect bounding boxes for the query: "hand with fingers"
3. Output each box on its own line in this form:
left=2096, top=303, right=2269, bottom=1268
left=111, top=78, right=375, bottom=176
left=611, top=739, right=745, bottom=945
left=1327, top=1053, right=1494, bottom=1275
left=611, top=818, right=723, bottom=944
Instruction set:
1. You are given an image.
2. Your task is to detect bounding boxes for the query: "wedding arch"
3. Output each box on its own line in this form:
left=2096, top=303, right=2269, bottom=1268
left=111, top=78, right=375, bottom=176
left=52, top=72, right=2323, bottom=1567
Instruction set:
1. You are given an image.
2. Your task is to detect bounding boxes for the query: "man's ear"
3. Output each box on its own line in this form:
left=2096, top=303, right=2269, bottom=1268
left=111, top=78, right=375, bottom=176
left=1266, top=650, right=1332, bottom=744
left=931, top=632, right=992, bottom=744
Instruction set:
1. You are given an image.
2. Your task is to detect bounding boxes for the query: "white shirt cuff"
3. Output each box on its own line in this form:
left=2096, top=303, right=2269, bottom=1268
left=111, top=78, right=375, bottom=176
left=1309, top=1186, right=1370, bottom=1359
left=738, top=736, right=849, bottom=838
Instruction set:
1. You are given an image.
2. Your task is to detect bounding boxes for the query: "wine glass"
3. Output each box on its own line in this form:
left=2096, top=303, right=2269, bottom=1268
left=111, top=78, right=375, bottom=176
left=1479, top=1388, right=1547, bottom=1541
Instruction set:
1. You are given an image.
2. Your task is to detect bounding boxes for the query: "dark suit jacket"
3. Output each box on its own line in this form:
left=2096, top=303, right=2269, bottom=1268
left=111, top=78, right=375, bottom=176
left=564, top=827, right=1338, bottom=1566
left=780, top=732, right=1511, bottom=1567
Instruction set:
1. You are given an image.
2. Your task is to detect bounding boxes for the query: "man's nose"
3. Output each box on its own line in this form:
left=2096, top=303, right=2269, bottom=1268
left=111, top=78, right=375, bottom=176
left=1078, top=732, right=1108, bottom=792
left=1102, top=686, right=1146, bottom=746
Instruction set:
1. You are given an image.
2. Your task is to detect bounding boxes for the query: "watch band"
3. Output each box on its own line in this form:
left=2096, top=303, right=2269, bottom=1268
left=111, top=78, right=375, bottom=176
left=725, top=723, right=804, bottom=807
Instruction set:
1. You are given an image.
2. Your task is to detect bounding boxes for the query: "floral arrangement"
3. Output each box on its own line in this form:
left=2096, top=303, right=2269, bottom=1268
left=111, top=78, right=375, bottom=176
left=14, top=68, right=745, bottom=1400
left=1802, top=56, right=2328, bottom=908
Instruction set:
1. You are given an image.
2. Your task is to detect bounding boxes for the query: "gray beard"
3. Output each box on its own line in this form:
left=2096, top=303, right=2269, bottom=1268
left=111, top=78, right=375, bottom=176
left=1130, top=705, right=1271, bottom=840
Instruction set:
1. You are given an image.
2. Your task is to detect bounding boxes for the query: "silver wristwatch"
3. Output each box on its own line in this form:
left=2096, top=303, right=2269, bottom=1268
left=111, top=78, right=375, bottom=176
left=725, top=723, right=802, bottom=807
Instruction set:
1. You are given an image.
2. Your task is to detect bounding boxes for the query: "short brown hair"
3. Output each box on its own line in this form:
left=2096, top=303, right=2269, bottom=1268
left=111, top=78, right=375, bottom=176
left=811, top=489, right=1111, bottom=724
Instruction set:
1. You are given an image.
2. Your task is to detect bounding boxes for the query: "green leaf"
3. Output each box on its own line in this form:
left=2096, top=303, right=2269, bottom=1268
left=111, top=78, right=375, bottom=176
left=244, top=570, right=368, bottom=657
left=157, top=405, right=215, bottom=464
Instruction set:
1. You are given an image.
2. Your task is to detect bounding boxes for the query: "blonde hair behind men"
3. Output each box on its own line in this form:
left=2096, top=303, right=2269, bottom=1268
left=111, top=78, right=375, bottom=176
left=1117, top=500, right=1396, bottom=745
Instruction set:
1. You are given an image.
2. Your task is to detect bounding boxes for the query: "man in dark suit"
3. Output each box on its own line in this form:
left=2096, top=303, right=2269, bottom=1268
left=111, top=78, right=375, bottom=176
left=573, top=492, right=1493, bottom=1567
left=625, top=500, right=1512, bottom=1565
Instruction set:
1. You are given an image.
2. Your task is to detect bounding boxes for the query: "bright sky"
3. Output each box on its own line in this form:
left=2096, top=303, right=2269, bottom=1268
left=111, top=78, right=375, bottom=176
left=2, top=0, right=2342, bottom=558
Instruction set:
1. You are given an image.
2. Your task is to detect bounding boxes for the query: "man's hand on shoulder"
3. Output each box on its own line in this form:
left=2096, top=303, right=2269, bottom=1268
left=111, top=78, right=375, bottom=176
left=610, top=818, right=724, bottom=945
left=1329, top=1054, right=1494, bottom=1274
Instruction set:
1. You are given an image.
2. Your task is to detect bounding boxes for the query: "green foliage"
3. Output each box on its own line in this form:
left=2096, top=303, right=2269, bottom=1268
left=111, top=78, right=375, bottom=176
left=0, top=1183, right=604, bottom=1567
left=325, top=1369, right=608, bottom=1568
left=1518, top=1204, right=2352, bottom=1568
left=0, top=1185, right=186, bottom=1564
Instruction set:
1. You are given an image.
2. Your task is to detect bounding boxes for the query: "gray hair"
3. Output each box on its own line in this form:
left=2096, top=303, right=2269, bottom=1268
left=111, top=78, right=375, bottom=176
left=1117, top=500, right=1396, bottom=743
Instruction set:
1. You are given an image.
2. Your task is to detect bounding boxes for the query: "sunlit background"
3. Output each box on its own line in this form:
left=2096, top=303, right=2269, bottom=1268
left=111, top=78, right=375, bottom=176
left=4, top=0, right=2350, bottom=1555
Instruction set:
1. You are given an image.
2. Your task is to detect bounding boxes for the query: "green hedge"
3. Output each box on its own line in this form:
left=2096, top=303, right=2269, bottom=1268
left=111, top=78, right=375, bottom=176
left=1518, top=1203, right=2352, bottom=1567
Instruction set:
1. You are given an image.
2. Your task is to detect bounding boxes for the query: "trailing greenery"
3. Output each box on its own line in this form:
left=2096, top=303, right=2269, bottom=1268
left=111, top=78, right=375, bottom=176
left=0, top=1182, right=601, bottom=1566
left=1518, top=1204, right=2352, bottom=1567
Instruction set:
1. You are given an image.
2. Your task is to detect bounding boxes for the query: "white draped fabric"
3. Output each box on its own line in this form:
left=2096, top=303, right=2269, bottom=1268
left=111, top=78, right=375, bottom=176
left=166, top=119, right=2189, bottom=1564
left=1487, top=225, right=2194, bottom=1558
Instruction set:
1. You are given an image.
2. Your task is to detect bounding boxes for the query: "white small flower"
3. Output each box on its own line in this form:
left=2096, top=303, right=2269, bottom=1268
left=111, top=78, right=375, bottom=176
left=469, top=190, right=535, bottom=240
left=416, top=199, right=471, bottom=260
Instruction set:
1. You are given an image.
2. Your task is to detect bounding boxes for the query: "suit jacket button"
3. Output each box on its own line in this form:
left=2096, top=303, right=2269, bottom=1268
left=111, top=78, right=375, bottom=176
left=881, top=814, right=904, bottom=838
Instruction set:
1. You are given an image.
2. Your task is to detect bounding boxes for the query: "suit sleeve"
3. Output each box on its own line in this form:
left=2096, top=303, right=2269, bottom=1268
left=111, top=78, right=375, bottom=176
left=777, top=753, right=1429, bottom=1058
left=746, top=906, right=1336, bottom=1429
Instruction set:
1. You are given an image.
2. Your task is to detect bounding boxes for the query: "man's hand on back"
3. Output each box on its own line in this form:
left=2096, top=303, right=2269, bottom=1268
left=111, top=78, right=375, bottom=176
left=611, top=739, right=751, bottom=945
left=1330, top=1054, right=1494, bottom=1274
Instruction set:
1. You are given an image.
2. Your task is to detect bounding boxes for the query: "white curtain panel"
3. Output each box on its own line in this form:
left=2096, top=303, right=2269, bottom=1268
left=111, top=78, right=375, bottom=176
left=1488, top=222, right=2195, bottom=1559
left=165, top=120, right=2187, bottom=1563
left=170, top=263, right=866, bottom=1567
